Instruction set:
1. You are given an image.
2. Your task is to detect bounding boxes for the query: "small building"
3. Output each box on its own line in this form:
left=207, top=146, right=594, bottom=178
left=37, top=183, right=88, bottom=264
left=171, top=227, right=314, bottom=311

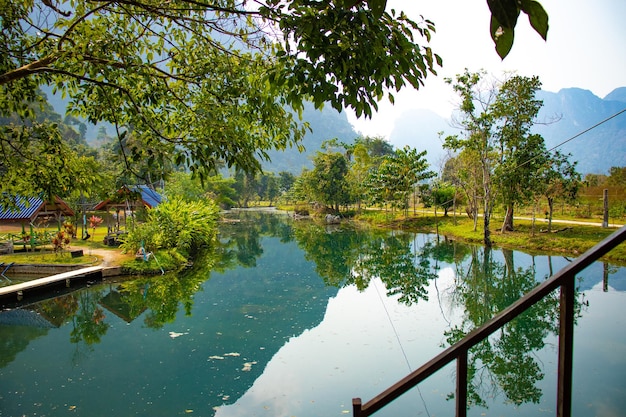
left=0, top=195, right=76, bottom=252
left=93, top=185, right=163, bottom=245
left=0, top=195, right=75, bottom=228
left=93, top=185, right=163, bottom=213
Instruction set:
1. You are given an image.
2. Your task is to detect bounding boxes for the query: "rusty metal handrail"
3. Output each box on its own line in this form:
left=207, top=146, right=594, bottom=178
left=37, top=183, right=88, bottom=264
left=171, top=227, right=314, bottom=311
left=353, top=226, right=626, bottom=417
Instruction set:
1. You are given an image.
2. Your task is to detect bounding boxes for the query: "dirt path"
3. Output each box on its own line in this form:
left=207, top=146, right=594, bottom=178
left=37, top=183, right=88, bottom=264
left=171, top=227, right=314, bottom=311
left=72, top=245, right=134, bottom=267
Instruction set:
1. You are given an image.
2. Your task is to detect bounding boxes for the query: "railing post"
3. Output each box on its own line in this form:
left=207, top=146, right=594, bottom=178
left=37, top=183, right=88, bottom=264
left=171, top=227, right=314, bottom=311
left=456, top=350, right=468, bottom=417
left=353, top=397, right=364, bottom=417
left=557, top=279, right=575, bottom=417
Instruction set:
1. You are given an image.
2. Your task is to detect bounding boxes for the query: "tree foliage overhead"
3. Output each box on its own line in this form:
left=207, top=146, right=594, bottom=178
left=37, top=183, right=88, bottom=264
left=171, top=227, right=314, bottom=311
left=0, top=0, right=442, bottom=181
left=487, top=0, right=549, bottom=58
left=1, top=0, right=548, bottom=202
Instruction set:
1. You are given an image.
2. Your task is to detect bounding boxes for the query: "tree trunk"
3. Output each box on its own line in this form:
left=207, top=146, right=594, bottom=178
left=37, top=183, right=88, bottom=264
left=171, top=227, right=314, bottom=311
left=483, top=188, right=492, bottom=247
left=547, top=197, right=554, bottom=232
left=482, top=155, right=492, bottom=247
left=501, top=204, right=514, bottom=232
left=531, top=202, right=536, bottom=237
left=484, top=211, right=491, bottom=247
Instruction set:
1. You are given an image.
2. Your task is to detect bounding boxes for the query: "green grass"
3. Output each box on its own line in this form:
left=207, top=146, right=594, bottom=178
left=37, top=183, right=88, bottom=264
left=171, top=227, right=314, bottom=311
left=354, top=210, right=626, bottom=264
left=121, top=249, right=188, bottom=274
left=0, top=250, right=97, bottom=265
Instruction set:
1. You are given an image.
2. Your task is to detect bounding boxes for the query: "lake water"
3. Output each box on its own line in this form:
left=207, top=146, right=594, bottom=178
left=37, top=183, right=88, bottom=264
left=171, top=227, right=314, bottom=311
left=1, top=210, right=625, bottom=417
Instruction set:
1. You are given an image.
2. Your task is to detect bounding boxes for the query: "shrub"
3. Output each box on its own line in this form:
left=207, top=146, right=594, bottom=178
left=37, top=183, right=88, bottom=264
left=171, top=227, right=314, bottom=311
left=121, top=198, right=219, bottom=256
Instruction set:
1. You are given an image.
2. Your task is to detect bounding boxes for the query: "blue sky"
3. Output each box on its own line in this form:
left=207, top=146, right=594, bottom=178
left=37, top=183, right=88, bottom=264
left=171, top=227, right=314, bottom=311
left=347, top=0, right=626, bottom=138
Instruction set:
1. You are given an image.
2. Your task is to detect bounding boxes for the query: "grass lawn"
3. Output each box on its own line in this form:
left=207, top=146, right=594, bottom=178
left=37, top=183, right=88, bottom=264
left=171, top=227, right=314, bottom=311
left=354, top=210, right=626, bottom=264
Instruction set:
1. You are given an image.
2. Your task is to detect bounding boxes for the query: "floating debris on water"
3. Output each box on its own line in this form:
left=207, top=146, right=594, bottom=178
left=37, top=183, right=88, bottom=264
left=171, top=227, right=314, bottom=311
left=241, top=361, right=257, bottom=372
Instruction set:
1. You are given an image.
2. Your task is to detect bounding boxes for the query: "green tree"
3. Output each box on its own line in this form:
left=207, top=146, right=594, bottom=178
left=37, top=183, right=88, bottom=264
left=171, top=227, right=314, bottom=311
left=444, top=70, right=497, bottom=247
left=367, top=146, right=434, bottom=217
left=353, top=135, right=395, bottom=160
left=233, top=170, right=259, bottom=208
left=286, top=169, right=313, bottom=205
left=346, top=141, right=374, bottom=211
left=309, top=151, right=350, bottom=212
left=0, top=98, right=112, bottom=207
left=265, top=175, right=280, bottom=207
left=431, top=182, right=457, bottom=216
left=278, top=171, right=296, bottom=194
left=491, top=75, right=545, bottom=232
left=608, top=167, right=626, bottom=187
left=164, top=171, right=206, bottom=202
left=257, top=172, right=280, bottom=206
left=442, top=152, right=481, bottom=229
left=538, top=151, right=581, bottom=232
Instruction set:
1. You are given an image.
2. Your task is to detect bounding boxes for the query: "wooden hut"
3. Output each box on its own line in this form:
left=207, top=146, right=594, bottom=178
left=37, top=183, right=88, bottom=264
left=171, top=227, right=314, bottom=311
left=0, top=195, right=75, bottom=252
left=93, top=185, right=163, bottom=245
left=0, top=195, right=75, bottom=228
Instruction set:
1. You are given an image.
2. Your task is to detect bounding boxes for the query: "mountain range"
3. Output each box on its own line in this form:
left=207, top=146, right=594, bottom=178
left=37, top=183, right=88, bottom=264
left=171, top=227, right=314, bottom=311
left=44, top=85, right=626, bottom=176
left=384, top=87, right=626, bottom=176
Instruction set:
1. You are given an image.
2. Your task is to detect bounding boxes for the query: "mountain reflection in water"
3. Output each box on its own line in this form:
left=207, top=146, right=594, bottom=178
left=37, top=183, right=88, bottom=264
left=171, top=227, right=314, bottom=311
left=0, top=210, right=624, bottom=416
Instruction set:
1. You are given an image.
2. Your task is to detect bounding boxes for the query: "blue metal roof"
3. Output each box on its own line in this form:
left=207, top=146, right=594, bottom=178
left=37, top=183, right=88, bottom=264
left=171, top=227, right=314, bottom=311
left=93, top=185, right=164, bottom=211
left=0, top=196, right=44, bottom=221
left=131, top=185, right=163, bottom=208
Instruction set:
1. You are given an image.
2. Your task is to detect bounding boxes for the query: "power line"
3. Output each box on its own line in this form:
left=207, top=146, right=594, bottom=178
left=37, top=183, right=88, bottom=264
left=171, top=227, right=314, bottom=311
left=517, top=106, right=626, bottom=170
left=545, top=106, right=626, bottom=154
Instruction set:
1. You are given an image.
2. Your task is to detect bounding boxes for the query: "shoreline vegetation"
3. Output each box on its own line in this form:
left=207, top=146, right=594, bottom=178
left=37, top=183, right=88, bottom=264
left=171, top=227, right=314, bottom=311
left=274, top=205, right=626, bottom=265
left=350, top=209, right=626, bottom=265
left=1, top=207, right=624, bottom=274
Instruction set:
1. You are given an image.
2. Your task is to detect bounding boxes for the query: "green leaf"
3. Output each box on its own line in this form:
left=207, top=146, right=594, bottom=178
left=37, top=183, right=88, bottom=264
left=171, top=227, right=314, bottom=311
left=490, top=16, right=515, bottom=59
left=522, top=0, right=549, bottom=40
left=487, top=0, right=520, bottom=30
left=368, top=0, right=386, bottom=19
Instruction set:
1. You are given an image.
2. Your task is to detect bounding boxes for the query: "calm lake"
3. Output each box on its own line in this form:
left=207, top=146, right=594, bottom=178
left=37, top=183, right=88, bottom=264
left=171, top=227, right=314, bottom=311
left=1, top=210, right=625, bottom=417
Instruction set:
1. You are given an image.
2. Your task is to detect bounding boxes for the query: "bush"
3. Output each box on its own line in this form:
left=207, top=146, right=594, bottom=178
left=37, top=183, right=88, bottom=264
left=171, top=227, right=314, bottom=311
left=120, top=198, right=219, bottom=255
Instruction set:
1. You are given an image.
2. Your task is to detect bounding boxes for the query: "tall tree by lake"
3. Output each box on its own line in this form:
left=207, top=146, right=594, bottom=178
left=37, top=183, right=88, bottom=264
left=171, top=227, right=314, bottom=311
left=444, top=71, right=580, bottom=245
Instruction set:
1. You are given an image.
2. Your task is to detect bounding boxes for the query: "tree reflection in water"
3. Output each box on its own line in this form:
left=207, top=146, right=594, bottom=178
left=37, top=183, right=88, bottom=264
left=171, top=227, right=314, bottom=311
left=69, top=290, right=109, bottom=346
left=443, top=247, right=582, bottom=409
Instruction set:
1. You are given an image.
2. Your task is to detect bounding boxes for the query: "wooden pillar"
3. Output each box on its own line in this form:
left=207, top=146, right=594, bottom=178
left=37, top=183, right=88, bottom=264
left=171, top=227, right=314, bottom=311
left=557, top=280, right=575, bottom=416
left=456, top=351, right=468, bottom=417
left=352, top=398, right=363, bottom=417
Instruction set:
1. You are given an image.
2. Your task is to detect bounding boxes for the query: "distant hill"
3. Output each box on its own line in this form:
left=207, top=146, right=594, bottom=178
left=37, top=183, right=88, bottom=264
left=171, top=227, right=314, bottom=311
left=386, top=87, right=626, bottom=175
left=262, top=102, right=358, bottom=174
left=388, top=108, right=455, bottom=173
left=533, top=87, right=626, bottom=174
left=605, top=87, right=626, bottom=103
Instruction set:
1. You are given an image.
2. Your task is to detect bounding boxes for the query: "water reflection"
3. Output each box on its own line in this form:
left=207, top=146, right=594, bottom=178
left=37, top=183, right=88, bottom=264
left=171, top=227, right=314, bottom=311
left=0, top=210, right=624, bottom=417
left=443, top=247, right=567, bottom=408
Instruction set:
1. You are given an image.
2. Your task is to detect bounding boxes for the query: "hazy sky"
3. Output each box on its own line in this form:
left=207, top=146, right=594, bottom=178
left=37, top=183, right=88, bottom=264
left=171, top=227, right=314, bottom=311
left=347, top=0, right=626, bottom=138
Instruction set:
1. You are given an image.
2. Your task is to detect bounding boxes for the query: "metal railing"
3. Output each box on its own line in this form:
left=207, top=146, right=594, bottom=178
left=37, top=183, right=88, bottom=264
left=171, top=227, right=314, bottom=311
left=353, top=226, right=626, bottom=417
